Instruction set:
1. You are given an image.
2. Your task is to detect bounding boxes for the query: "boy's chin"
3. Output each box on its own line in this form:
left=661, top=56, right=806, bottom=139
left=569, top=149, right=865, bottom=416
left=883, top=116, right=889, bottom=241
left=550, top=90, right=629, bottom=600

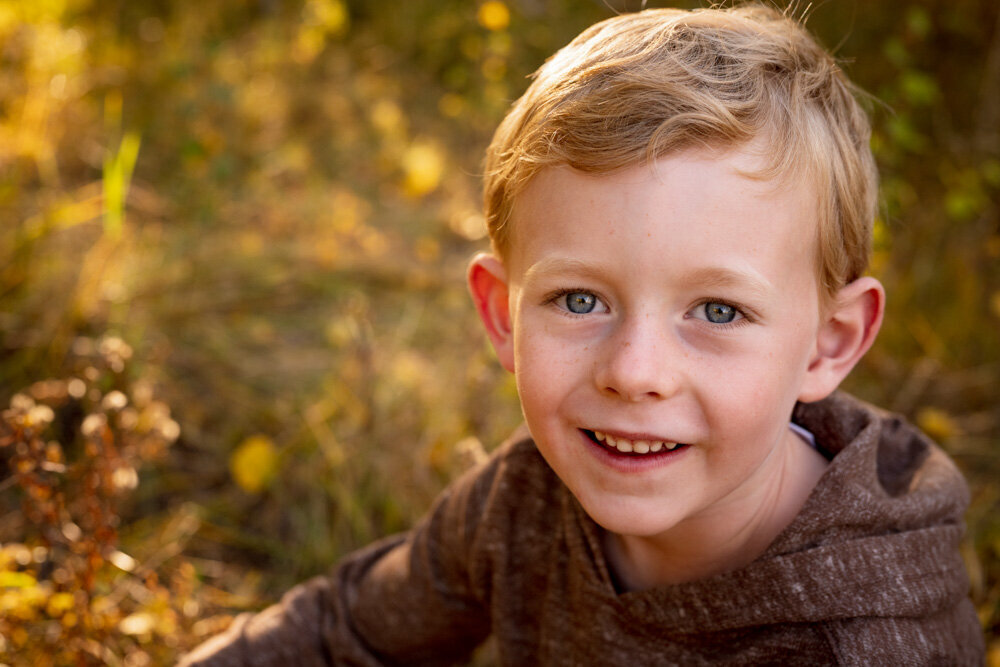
left=575, top=493, right=687, bottom=539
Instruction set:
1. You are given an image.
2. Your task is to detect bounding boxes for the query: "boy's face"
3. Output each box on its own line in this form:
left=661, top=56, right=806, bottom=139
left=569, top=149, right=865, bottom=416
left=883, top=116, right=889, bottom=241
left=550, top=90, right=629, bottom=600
left=480, top=146, right=838, bottom=539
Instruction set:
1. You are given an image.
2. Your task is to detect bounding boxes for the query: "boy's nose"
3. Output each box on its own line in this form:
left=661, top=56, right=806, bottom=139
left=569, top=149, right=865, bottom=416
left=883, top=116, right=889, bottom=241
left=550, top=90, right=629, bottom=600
left=593, top=319, right=680, bottom=402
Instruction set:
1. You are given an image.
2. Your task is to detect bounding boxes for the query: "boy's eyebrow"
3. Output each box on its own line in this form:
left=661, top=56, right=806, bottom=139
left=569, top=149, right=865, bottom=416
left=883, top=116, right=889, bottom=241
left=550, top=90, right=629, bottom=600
left=521, top=258, right=773, bottom=299
left=681, top=267, right=774, bottom=300
left=521, top=257, right=599, bottom=282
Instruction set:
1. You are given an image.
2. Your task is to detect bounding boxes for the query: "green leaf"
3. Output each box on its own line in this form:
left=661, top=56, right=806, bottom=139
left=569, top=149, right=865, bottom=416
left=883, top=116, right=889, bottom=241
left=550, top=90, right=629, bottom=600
left=900, top=70, right=939, bottom=106
left=102, top=131, right=142, bottom=240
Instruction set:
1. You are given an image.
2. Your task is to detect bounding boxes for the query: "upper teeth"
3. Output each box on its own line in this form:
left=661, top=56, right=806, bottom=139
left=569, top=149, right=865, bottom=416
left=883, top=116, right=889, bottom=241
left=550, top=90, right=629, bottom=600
left=592, top=431, right=678, bottom=454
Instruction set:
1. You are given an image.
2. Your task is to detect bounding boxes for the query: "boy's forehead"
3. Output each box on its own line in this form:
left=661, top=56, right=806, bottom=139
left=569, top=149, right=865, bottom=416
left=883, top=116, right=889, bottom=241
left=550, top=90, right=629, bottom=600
left=504, top=144, right=819, bottom=269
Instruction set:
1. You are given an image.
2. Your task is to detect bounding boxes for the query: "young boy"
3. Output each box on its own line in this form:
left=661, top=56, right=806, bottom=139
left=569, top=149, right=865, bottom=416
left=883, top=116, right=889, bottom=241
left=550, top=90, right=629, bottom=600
left=182, top=5, right=983, bottom=664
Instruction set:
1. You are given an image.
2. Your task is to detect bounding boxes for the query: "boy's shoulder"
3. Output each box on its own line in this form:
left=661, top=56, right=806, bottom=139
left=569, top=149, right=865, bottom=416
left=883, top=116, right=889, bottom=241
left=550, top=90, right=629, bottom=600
left=791, top=390, right=969, bottom=508
left=766, top=392, right=973, bottom=617
left=442, top=423, right=564, bottom=536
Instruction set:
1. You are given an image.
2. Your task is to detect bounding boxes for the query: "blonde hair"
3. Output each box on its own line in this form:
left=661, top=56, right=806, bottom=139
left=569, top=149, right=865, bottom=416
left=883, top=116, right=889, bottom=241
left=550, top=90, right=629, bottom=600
left=483, top=4, right=877, bottom=301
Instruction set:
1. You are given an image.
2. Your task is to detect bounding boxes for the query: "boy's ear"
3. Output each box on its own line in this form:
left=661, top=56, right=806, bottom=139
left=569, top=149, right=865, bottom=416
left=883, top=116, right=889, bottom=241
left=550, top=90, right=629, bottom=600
left=798, top=277, right=885, bottom=403
left=467, top=253, right=515, bottom=373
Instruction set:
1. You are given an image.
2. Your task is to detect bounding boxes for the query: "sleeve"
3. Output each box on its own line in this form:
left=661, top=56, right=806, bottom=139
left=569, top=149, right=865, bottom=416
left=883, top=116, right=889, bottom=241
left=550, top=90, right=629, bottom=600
left=177, top=453, right=503, bottom=667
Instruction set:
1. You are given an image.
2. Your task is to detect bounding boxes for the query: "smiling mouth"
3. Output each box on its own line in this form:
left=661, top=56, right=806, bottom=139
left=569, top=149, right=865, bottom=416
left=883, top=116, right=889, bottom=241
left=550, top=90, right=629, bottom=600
left=584, top=430, right=689, bottom=455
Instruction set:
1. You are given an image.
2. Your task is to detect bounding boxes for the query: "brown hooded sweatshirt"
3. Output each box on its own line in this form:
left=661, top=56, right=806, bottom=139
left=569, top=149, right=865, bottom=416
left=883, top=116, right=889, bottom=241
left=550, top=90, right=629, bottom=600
left=180, top=392, right=984, bottom=665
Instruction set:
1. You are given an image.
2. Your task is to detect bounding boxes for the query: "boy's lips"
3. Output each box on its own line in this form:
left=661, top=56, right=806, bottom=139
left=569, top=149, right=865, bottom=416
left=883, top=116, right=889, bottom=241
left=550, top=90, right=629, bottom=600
left=583, top=429, right=688, bottom=455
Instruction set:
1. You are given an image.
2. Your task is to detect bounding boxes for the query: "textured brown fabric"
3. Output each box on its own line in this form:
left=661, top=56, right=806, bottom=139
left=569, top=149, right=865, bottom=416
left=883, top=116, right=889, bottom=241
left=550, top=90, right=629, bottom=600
left=179, top=392, right=984, bottom=666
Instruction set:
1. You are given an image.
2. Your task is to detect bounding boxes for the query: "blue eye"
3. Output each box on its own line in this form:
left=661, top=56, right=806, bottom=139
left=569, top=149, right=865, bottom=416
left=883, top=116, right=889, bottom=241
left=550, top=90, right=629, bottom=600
left=565, top=292, right=597, bottom=314
left=703, top=302, right=737, bottom=323
left=548, top=289, right=608, bottom=316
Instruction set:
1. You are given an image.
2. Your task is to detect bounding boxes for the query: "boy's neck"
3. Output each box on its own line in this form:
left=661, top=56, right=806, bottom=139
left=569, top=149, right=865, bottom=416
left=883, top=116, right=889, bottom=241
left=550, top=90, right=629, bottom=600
left=601, top=427, right=828, bottom=591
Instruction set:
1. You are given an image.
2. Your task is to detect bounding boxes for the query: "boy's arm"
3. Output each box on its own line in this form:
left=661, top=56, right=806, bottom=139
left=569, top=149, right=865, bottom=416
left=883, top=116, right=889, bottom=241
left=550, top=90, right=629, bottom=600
left=178, top=535, right=408, bottom=667
left=178, top=453, right=500, bottom=667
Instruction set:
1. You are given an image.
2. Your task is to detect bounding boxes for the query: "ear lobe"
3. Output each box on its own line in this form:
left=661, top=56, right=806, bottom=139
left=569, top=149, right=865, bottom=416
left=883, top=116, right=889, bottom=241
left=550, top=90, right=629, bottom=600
left=467, top=253, right=515, bottom=372
left=798, top=277, right=885, bottom=403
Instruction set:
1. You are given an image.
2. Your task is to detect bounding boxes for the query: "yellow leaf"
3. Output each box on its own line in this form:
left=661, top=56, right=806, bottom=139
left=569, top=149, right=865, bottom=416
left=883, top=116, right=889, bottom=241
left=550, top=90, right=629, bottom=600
left=916, top=407, right=958, bottom=443
left=11, top=626, right=27, bottom=648
left=46, top=592, right=75, bottom=617
left=294, top=25, right=326, bottom=63
left=477, top=1, right=510, bottom=31
left=230, top=435, right=279, bottom=494
left=402, top=141, right=445, bottom=197
left=0, top=571, right=37, bottom=588
left=310, top=0, right=348, bottom=33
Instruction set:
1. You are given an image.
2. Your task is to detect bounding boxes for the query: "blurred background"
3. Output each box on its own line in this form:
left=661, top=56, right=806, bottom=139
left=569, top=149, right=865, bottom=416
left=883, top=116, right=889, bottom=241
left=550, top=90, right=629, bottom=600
left=0, top=0, right=997, bottom=664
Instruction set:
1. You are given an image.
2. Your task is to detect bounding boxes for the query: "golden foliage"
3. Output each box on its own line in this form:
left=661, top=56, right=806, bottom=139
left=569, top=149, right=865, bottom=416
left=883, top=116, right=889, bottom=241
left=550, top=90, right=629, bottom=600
left=478, top=2, right=511, bottom=32
left=0, top=0, right=997, bottom=662
left=229, top=435, right=279, bottom=494
left=402, top=140, right=446, bottom=197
